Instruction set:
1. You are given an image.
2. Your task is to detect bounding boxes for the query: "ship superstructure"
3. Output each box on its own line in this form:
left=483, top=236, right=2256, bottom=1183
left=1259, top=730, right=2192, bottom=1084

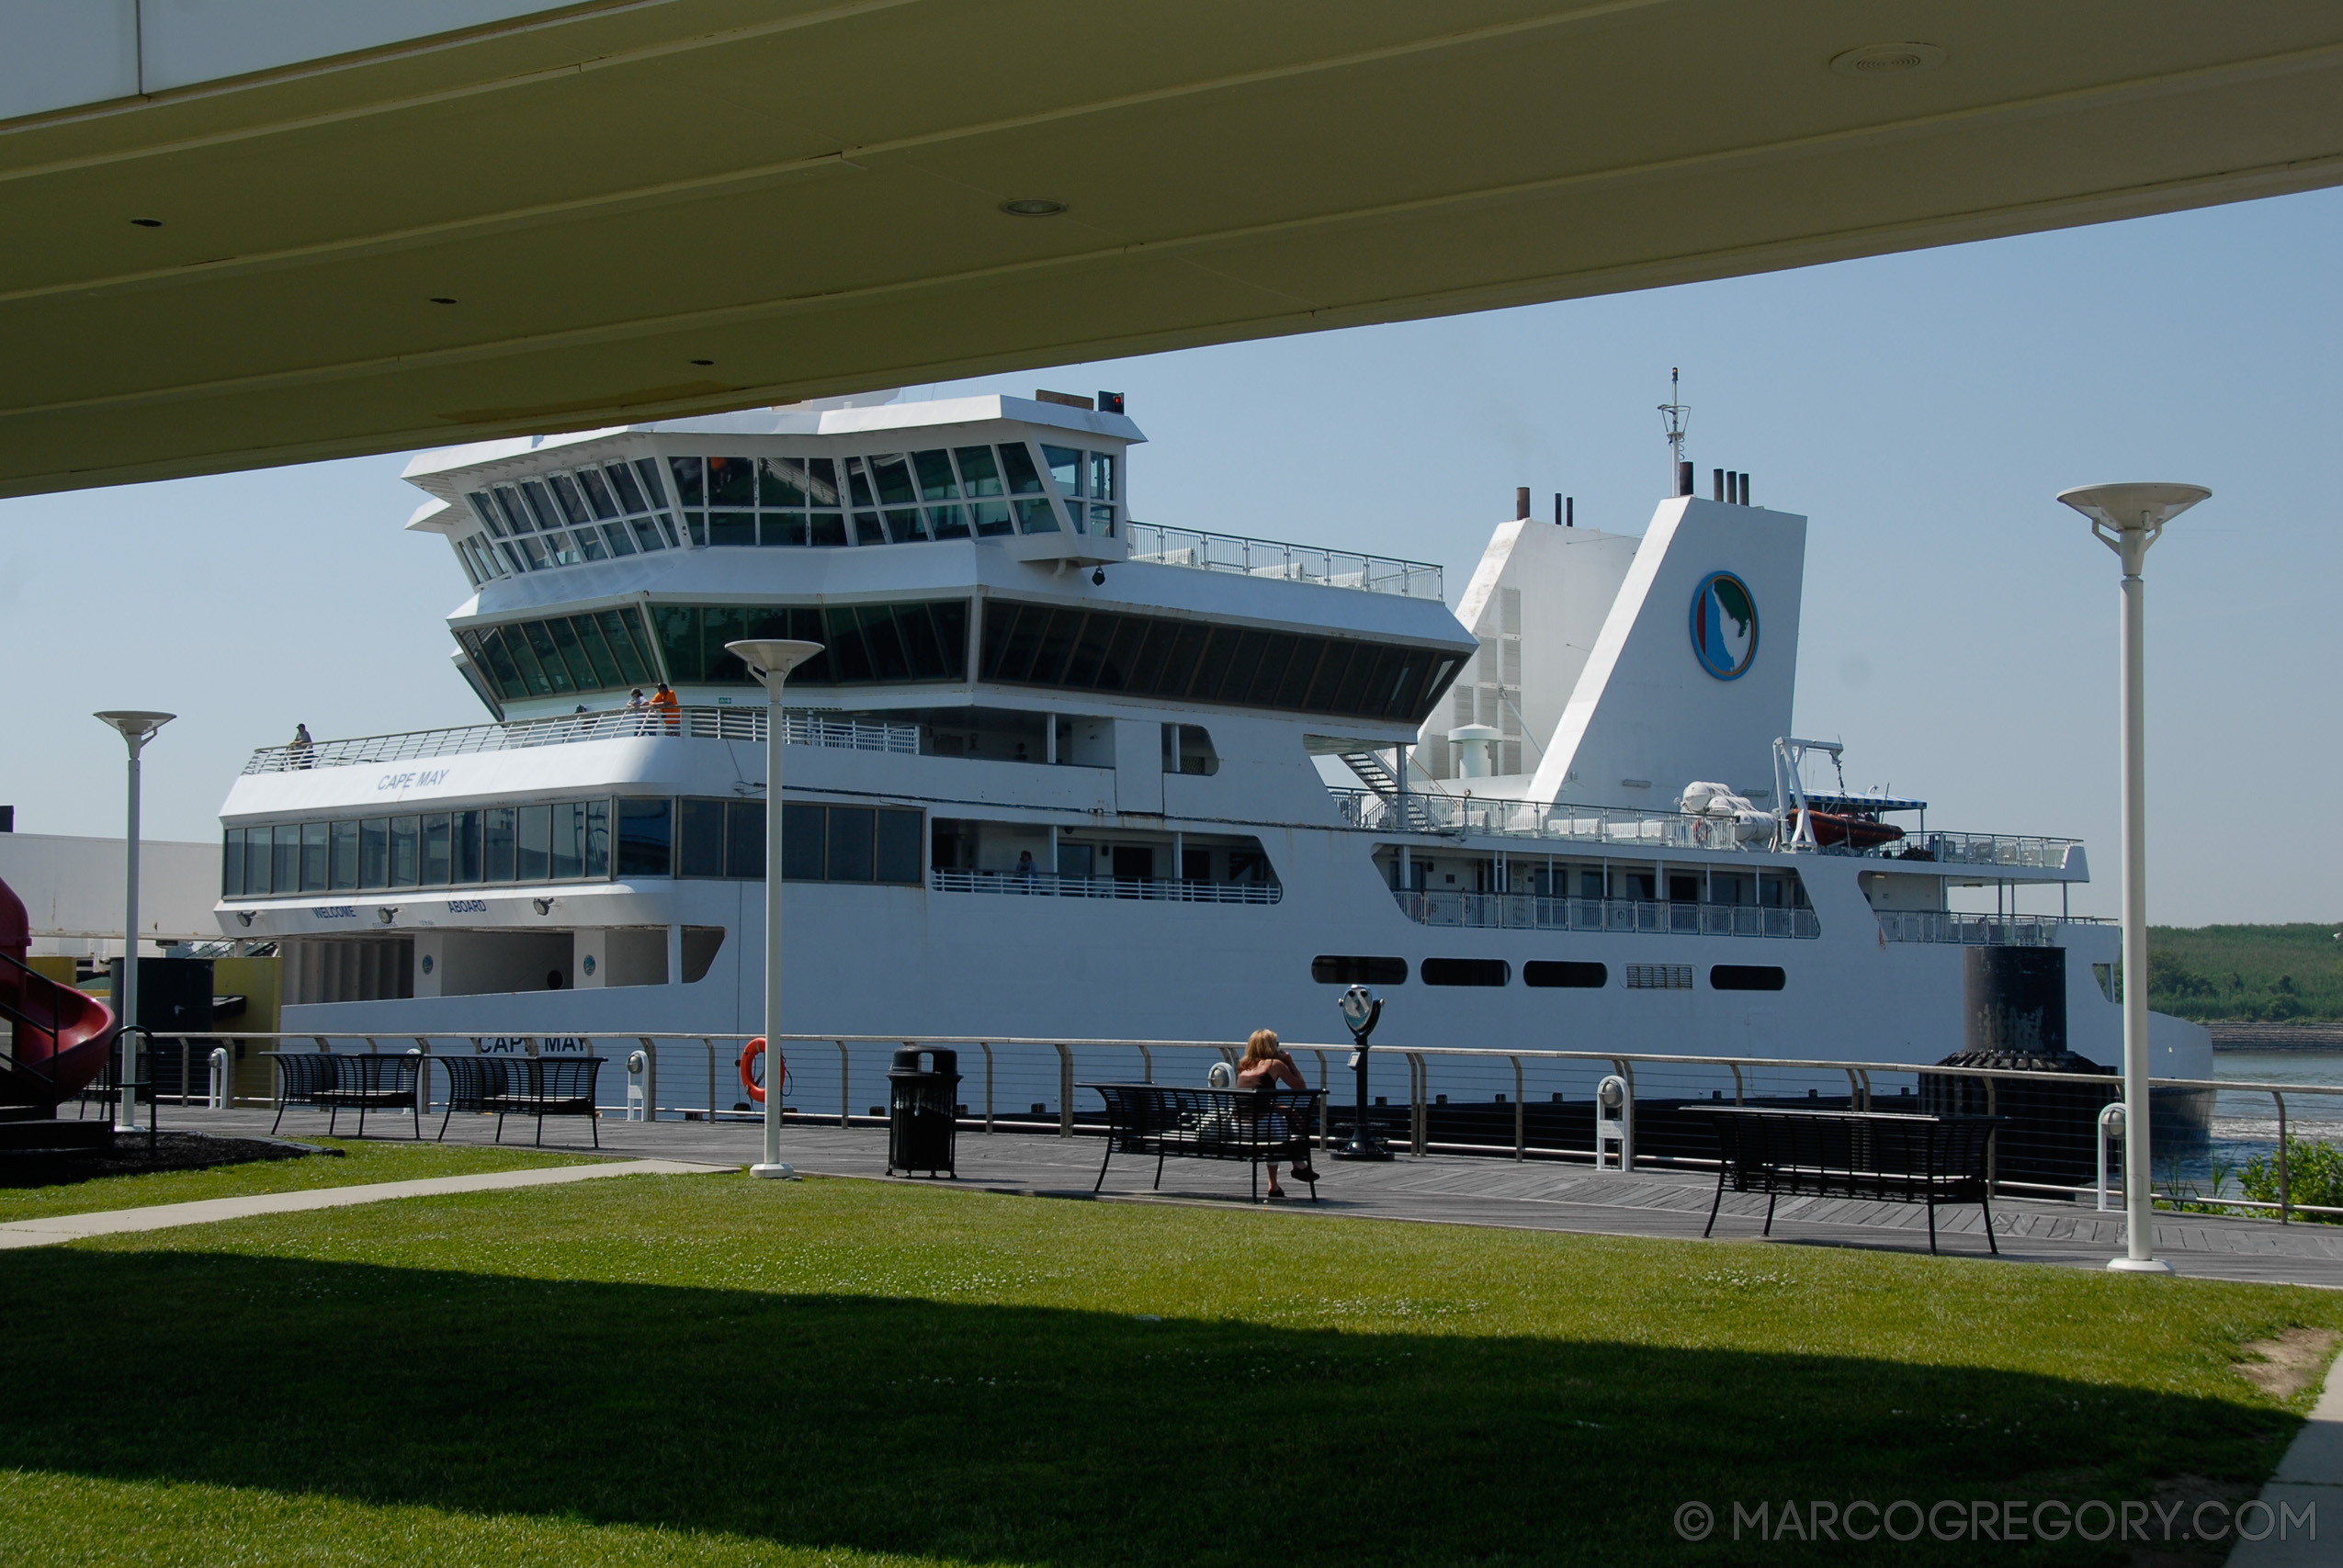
left=209, top=390, right=2209, bottom=1100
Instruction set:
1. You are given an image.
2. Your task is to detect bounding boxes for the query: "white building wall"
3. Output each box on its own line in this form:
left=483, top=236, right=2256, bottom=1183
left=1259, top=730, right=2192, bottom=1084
left=0, top=832, right=222, bottom=957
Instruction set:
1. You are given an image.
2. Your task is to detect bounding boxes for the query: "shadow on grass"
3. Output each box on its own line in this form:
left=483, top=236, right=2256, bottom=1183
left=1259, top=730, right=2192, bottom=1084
left=0, top=1248, right=2300, bottom=1564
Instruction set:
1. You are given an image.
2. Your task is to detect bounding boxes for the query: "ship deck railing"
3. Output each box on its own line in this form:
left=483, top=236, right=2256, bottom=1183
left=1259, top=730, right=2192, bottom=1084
left=181, top=1031, right=2342, bottom=1223
left=930, top=868, right=1281, bottom=905
left=1876, top=911, right=2112, bottom=945
left=242, top=707, right=920, bottom=774
left=1329, top=786, right=2079, bottom=869
left=1126, top=520, right=1443, bottom=600
left=1398, top=890, right=1821, bottom=939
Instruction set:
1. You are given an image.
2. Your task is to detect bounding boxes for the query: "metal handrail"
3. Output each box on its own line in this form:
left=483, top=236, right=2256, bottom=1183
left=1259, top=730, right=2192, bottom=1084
left=173, top=1028, right=2343, bottom=1214
left=192, top=1027, right=2343, bottom=1098
left=1327, top=787, right=2081, bottom=871
left=929, top=869, right=1282, bottom=904
left=1125, top=520, right=1443, bottom=600
left=1876, top=911, right=2111, bottom=945
left=1395, top=890, right=1820, bottom=939
left=242, top=707, right=919, bottom=774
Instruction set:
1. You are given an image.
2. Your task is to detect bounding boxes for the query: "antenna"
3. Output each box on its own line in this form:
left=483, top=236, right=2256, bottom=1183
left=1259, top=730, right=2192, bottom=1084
left=1658, top=367, right=1691, bottom=493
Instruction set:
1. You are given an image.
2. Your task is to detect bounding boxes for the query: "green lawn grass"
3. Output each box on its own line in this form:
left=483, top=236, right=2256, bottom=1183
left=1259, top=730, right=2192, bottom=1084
left=1, top=1175, right=2336, bottom=1566
left=0, top=1137, right=606, bottom=1224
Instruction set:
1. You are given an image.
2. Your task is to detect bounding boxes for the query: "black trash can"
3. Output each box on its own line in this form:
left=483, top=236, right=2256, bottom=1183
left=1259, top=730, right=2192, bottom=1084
left=886, top=1047, right=961, bottom=1178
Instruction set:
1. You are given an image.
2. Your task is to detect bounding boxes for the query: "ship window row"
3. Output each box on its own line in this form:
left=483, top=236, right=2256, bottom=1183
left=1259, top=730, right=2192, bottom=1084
left=223, top=801, right=616, bottom=897
left=673, top=799, right=922, bottom=885
left=450, top=598, right=1457, bottom=724
left=222, top=798, right=923, bottom=897
left=457, top=608, right=663, bottom=703
left=668, top=446, right=1115, bottom=547
left=978, top=600, right=1463, bottom=725
left=449, top=444, right=1121, bottom=582
left=652, top=602, right=970, bottom=686
left=465, top=458, right=681, bottom=579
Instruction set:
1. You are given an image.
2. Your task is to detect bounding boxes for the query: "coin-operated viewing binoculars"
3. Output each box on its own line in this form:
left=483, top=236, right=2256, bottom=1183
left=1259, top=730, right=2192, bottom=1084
left=1332, top=985, right=1392, bottom=1162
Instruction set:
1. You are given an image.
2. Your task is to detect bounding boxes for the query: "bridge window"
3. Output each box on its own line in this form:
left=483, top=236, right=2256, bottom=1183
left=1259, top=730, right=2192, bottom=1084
left=979, top=600, right=1461, bottom=724
left=648, top=601, right=968, bottom=687
left=457, top=608, right=661, bottom=704
left=617, top=799, right=673, bottom=877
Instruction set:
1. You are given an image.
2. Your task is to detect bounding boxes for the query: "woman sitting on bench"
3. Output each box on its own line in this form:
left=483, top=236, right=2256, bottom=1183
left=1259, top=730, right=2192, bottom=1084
left=1236, top=1029, right=1319, bottom=1197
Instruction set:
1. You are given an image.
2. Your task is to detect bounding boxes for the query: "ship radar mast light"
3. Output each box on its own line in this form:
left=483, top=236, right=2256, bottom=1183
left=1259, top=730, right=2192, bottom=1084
left=1658, top=367, right=1691, bottom=496
left=2054, top=481, right=2209, bottom=1277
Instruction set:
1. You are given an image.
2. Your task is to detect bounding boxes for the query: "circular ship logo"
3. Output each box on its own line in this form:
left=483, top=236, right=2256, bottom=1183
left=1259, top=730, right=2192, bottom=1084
left=1689, top=571, right=1759, bottom=681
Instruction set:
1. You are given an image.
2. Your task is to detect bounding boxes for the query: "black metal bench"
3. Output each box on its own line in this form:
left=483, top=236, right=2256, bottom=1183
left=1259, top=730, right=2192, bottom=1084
left=1683, top=1106, right=2006, bottom=1254
left=436, top=1055, right=603, bottom=1147
left=269, top=1052, right=423, bottom=1139
left=436, top=1055, right=502, bottom=1140
left=1085, top=1082, right=1322, bottom=1202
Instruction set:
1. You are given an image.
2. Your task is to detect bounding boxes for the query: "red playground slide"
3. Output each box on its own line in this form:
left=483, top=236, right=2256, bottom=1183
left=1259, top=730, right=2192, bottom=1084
left=1, top=873, right=119, bottom=1108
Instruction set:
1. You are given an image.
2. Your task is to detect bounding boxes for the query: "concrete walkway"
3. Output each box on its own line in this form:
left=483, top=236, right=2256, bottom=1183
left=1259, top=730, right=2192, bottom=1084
left=0, top=1158, right=725, bottom=1251
left=2228, top=1353, right=2341, bottom=1566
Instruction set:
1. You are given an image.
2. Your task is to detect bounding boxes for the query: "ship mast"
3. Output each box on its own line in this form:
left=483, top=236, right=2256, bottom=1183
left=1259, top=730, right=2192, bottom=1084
left=1658, top=367, right=1691, bottom=495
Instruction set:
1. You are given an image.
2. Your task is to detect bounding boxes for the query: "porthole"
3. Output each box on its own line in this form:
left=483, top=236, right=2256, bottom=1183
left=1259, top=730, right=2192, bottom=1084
left=1523, top=961, right=1607, bottom=989
left=1421, top=957, right=1510, bottom=987
left=1710, top=964, right=1786, bottom=991
left=1311, top=955, right=1407, bottom=986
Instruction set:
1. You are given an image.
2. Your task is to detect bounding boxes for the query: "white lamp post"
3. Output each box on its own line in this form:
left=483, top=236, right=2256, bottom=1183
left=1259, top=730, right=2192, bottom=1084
left=725, top=638, right=825, bottom=1179
left=2055, top=482, right=2208, bottom=1274
left=94, top=710, right=175, bottom=1132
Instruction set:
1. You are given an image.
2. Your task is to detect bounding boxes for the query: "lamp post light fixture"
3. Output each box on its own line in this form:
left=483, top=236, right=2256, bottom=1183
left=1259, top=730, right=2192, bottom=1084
left=93, top=710, right=174, bottom=1132
left=2055, top=481, right=2209, bottom=1276
left=725, top=638, right=825, bottom=1179
left=1331, top=984, right=1392, bottom=1161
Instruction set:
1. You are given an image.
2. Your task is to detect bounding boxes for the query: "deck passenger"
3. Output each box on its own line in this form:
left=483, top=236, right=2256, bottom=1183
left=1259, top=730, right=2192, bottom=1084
left=1235, top=1028, right=1318, bottom=1197
left=650, top=682, right=680, bottom=733
left=287, top=723, right=312, bottom=768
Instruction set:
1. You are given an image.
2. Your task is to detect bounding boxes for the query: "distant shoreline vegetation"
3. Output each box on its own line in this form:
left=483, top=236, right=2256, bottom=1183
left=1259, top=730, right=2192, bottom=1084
left=2147, top=923, right=2343, bottom=1023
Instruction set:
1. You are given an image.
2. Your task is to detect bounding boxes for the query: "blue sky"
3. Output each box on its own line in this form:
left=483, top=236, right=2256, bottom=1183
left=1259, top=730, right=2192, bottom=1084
left=6, top=186, right=2337, bottom=925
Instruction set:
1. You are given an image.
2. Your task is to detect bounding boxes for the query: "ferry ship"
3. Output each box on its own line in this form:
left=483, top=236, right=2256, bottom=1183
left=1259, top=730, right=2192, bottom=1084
left=209, top=389, right=2213, bottom=1114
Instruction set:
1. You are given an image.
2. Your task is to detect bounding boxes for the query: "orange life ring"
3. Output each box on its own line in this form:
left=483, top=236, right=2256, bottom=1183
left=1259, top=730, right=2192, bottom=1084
left=740, top=1037, right=783, bottom=1105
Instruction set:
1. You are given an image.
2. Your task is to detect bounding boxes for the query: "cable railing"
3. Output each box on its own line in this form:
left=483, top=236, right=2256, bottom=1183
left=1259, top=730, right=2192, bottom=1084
left=242, top=707, right=920, bottom=773
left=1397, top=890, right=1820, bottom=939
left=1867, top=831, right=2080, bottom=871
left=1876, top=911, right=2110, bottom=945
left=174, top=1030, right=2343, bottom=1221
left=1328, top=787, right=2083, bottom=874
left=929, top=869, right=1282, bottom=904
left=1126, top=521, right=1443, bottom=600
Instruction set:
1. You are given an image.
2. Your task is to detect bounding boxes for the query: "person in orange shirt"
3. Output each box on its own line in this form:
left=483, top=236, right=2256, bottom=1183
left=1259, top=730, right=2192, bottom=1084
left=650, top=682, right=681, bottom=733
